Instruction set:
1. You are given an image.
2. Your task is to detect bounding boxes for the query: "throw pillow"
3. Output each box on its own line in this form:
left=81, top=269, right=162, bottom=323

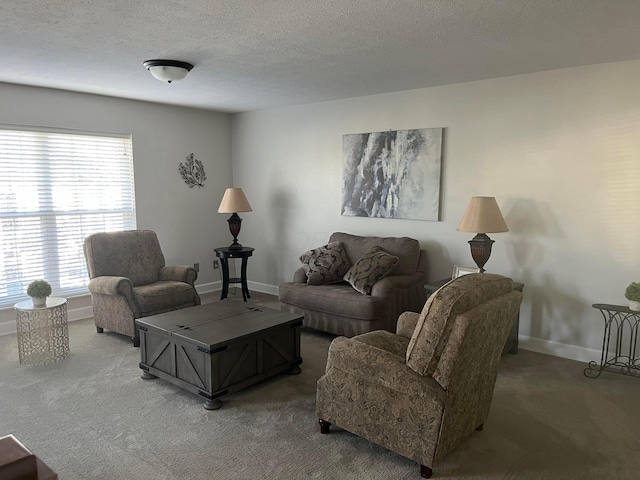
left=343, top=246, right=399, bottom=295
left=299, top=242, right=352, bottom=285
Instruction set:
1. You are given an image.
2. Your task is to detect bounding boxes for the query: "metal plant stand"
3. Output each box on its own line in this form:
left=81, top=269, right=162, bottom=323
left=584, top=304, right=640, bottom=378
left=14, top=297, right=69, bottom=366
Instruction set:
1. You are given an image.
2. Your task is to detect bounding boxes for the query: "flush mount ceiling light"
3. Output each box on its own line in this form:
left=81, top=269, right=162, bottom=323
left=143, top=59, right=194, bottom=83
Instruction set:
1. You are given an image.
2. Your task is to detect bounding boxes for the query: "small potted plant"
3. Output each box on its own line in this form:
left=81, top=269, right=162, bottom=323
left=624, top=282, right=640, bottom=312
left=26, top=279, right=52, bottom=307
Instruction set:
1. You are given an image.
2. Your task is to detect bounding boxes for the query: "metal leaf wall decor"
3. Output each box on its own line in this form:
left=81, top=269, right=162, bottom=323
left=179, top=153, right=206, bottom=188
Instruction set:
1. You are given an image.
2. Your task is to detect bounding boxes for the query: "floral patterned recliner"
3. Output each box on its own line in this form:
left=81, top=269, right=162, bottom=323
left=316, top=273, right=523, bottom=478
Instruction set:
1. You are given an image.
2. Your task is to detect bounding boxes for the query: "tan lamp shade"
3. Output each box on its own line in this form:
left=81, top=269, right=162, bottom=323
left=218, top=188, right=253, bottom=213
left=457, top=196, right=508, bottom=234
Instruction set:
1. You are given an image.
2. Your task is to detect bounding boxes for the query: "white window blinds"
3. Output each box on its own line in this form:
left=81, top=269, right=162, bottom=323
left=0, top=126, right=136, bottom=308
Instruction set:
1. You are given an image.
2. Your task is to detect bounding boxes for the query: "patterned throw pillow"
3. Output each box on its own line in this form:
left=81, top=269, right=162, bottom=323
left=343, top=246, right=399, bottom=295
left=299, top=242, right=352, bottom=285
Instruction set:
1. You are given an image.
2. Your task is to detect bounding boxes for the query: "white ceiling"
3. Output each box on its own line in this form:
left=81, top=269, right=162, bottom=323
left=3, top=0, right=640, bottom=113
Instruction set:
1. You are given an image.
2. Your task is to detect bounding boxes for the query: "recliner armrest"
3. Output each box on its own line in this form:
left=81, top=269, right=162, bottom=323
left=326, top=336, right=444, bottom=398
left=397, top=311, right=420, bottom=338
left=88, top=276, right=133, bottom=296
left=160, top=265, right=197, bottom=285
left=87, top=276, right=140, bottom=317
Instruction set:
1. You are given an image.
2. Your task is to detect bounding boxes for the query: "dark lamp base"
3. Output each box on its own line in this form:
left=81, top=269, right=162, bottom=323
left=227, top=213, right=243, bottom=250
left=468, top=233, right=495, bottom=273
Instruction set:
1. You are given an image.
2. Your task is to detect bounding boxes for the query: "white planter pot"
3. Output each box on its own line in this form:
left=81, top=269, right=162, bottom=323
left=629, top=300, right=640, bottom=312
left=31, top=296, right=47, bottom=307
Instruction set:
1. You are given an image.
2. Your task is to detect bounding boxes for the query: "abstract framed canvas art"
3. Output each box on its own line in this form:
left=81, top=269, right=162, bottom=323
left=342, top=128, right=443, bottom=221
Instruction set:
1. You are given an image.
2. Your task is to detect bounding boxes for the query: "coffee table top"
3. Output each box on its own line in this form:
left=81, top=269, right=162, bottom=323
left=136, top=301, right=303, bottom=349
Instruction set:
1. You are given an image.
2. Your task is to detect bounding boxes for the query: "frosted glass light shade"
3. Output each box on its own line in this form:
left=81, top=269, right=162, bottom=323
left=143, top=60, right=193, bottom=83
left=457, top=196, right=508, bottom=234
left=218, top=188, right=253, bottom=213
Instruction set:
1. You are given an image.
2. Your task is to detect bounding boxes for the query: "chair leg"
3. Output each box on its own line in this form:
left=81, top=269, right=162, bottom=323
left=420, top=464, right=433, bottom=478
left=132, top=337, right=140, bottom=347
left=96, top=327, right=104, bottom=333
left=476, top=423, right=484, bottom=431
left=319, top=419, right=331, bottom=434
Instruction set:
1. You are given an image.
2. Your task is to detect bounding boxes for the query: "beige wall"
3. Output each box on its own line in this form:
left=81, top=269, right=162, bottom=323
left=2, top=59, right=639, bottom=360
left=0, top=83, right=232, bottom=332
left=231, top=59, right=640, bottom=361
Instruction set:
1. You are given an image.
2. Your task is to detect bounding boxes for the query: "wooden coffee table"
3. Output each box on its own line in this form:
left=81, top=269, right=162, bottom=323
left=136, top=301, right=303, bottom=410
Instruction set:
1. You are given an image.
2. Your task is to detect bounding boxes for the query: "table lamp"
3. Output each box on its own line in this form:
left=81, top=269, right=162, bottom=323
left=218, top=188, right=252, bottom=250
left=457, top=196, right=508, bottom=272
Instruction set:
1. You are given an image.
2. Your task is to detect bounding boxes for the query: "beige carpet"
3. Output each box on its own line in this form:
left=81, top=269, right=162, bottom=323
left=1, top=291, right=639, bottom=479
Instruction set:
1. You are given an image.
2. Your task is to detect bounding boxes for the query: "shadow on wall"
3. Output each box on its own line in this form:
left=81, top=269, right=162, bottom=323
left=503, top=197, right=565, bottom=274
left=529, top=274, right=591, bottom=348
left=422, top=239, right=452, bottom=282
left=501, top=198, right=589, bottom=344
left=267, top=189, right=293, bottom=283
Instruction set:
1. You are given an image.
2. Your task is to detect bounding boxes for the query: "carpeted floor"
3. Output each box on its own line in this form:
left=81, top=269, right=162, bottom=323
left=1, top=292, right=639, bottom=479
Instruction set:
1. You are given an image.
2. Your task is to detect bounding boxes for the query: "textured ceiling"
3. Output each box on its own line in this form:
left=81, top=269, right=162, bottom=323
left=2, top=0, right=640, bottom=113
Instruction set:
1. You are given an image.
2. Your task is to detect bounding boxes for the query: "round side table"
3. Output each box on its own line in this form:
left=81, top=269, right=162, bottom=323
left=214, top=247, right=254, bottom=302
left=14, top=297, right=70, bottom=366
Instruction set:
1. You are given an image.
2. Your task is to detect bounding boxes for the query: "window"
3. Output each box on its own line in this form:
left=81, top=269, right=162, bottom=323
left=0, top=125, right=136, bottom=308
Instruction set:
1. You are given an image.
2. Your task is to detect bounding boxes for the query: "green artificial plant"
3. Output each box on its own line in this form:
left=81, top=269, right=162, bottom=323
left=26, top=279, right=52, bottom=298
left=624, top=282, right=640, bottom=302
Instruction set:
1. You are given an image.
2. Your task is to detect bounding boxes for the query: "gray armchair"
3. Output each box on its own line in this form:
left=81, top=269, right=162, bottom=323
left=316, top=273, right=523, bottom=478
left=83, top=230, right=200, bottom=346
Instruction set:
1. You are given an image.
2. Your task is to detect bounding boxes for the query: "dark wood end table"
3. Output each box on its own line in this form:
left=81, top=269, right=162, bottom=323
left=425, top=278, right=524, bottom=354
left=214, top=246, right=254, bottom=302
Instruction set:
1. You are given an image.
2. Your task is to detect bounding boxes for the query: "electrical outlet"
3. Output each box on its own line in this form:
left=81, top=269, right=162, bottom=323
left=213, top=260, right=219, bottom=269
left=194, top=263, right=200, bottom=272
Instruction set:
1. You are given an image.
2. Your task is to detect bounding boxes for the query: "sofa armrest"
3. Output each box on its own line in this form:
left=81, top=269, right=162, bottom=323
left=326, top=336, right=443, bottom=398
left=370, top=272, right=425, bottom=297
left=160, top=265, right=197, bottom=285
left=397, top=311, right=420, bottom=338
left=292, top=267, right=307, bottom=283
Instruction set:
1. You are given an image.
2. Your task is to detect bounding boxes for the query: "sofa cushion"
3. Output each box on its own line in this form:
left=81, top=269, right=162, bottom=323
left=299, top=242, right=352, bottom=285
left=343, top=246, right=399, bottom=295
left=329, top=232, right=420, bottom=276
left=278, top=282, right=387, bottom=321
left=406, top=273, right=513, bottom=376
left=133, top=281, right=196, bottom=314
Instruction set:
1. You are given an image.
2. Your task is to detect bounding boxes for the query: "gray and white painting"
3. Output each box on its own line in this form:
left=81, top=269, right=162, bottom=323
left=342, top=128, right=443, bottom=221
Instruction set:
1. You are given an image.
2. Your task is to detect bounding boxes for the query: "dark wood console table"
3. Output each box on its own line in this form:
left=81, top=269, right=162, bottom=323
left=425, top=278, right=524, bottom=354
left=584, top=304, right=640, bottom=379
left=214, top=247, right=254, bottom=301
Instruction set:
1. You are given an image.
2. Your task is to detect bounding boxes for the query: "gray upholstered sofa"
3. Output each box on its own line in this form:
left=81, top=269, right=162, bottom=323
left=83, top=230, right=201, bottom=346
left=316, top=273, right=523, bottom=478
left=278, top=232, right=428, bottom=336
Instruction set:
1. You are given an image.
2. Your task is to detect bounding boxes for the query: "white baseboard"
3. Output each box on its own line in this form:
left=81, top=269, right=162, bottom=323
left=197, top=281, right=277, bottom=297
left=0, top=282, right=223, bottom=337
left=0, top=281, right=598, bottom=365
left=195, top=281, right=221, bottom=294
left=248, top=281, right=279, bottom=296
left=518, top=334, right=600, bottom=363
left=0, top=304, right=95, bottom=337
